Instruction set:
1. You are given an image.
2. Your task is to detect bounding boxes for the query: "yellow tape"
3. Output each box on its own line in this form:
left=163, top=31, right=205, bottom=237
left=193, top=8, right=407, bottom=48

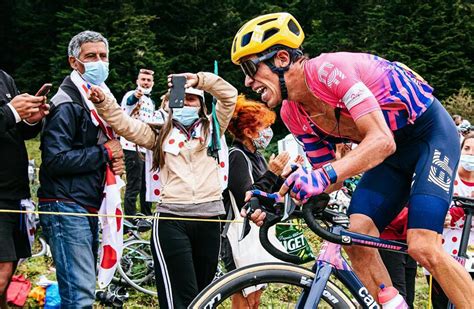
left=428, top=275, right=432, bottom=309
left=0, top=209, right=297, bottom=225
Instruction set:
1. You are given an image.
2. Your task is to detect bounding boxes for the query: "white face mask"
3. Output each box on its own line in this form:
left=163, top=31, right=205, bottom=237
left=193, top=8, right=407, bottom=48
left=252, top=127, right=273, bottom=149
left=138, top=86, right=152, bottom=95
left=460, top=154, right=474, bottom=172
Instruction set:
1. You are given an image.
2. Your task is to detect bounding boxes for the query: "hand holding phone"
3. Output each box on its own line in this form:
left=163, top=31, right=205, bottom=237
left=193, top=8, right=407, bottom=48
left=168, top=75, right=186, bottom=108
left=35, top=83, right=53, bottom=97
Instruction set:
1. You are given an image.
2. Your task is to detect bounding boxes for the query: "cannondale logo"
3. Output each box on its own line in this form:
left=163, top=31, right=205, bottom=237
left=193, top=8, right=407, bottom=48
left=428, top=150, right=452, bottom=193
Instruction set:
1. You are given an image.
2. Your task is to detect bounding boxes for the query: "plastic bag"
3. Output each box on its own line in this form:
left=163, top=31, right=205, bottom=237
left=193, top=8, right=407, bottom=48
left=6, top=275, right=31, bottom=306
left=44, top=283, right=61, bottom=308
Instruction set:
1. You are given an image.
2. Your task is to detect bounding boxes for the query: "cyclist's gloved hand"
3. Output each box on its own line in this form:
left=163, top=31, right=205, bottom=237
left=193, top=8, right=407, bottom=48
left=279, top=166, right=330, bottom=202
left=241, top=190, right=283, bottom=227
left=248, top=189, right=283, bottom=210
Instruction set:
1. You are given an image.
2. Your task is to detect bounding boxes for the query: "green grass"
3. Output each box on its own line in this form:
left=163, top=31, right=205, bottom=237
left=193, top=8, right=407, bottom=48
left=23, top=138, right=432, bottom=308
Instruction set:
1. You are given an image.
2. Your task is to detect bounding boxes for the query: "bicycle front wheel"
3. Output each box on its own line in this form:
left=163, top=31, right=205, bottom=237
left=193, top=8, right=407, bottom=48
left=189, top=262, right=356, bottom=308
left=117, top=239, right=157, bottom=296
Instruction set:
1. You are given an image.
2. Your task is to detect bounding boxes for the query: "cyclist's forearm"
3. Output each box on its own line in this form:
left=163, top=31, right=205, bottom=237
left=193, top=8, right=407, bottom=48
left=331, top=133, right=395, bottom=182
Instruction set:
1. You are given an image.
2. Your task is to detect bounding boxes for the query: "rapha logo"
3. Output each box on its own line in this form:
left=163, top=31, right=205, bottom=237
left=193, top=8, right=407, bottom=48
left=318, top=62, right=346, bottom=88
left=428, top=149, right=452, bottom=194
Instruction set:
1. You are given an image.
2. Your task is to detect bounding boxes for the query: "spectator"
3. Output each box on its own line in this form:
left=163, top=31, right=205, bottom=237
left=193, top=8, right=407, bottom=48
left=453, top=115, right=463, bottom=126
left=88, top=72, right=237, bottom=308
left=121, top=68, right=155, bottom=221
left=379, top=207, right=417, bottom=308
left=0, top=70, right=48, bottom=309
left=428, top=133, right=474, bottom=308
left=221, top=94, right=296, bottom=308
left=37, top=30, right=124, bottom=308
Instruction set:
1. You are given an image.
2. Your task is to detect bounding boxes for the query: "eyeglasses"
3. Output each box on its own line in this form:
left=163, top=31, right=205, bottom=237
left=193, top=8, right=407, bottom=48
left=139, top=68, right=154, bottom=75
left=240, top=50, right=277, bottom=77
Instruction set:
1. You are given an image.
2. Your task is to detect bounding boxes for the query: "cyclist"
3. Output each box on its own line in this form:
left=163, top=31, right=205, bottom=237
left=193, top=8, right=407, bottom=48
left=232, top=12, right=474, bottom=307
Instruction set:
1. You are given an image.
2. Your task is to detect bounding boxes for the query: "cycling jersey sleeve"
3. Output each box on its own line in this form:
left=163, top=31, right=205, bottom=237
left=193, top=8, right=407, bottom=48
left=296, top=134, right=335, bottom=169
left=312, top=54, right=381, bottom=121
left=280, top=101, right=336, bottom=169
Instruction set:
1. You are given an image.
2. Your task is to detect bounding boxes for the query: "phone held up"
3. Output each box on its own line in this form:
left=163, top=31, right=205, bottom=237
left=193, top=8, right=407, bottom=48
left=168, top=75, right=186, bottom=108
left=35, top=83, right=53, bottom=97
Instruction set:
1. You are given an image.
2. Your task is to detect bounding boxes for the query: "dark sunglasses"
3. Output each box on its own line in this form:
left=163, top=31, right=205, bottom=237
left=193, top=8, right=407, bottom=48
left=240, top=50, right=277, bottom=77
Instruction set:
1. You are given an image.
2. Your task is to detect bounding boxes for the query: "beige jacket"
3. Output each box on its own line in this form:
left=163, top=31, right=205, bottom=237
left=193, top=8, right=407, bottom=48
left=94, top=72, right=237, bottom=204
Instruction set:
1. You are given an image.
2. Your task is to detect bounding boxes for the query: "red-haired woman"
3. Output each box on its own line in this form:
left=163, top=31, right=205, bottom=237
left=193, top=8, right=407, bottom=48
left=221, top=95, right=301, bottom=308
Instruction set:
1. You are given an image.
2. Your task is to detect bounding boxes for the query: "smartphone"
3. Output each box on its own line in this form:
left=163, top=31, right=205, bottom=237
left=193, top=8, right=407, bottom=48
left=35, top=83, right=53, bottom=96
left=168, top=76, right=186, bottom=108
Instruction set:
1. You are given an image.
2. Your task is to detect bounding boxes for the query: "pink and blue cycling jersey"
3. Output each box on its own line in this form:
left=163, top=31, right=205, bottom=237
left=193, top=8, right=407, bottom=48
left=281, top=52, right=435, bottom=168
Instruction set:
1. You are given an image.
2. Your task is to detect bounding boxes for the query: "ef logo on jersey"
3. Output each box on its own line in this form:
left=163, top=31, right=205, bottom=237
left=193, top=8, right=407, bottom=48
left=428, top=149, right=453, bottom=194
left=317, top=62, right=346, bottom=88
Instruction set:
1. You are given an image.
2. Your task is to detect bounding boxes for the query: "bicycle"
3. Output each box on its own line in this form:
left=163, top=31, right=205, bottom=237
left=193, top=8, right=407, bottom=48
left=192, top=194, right=474, bottom=308
left=190, top=193, right=414, bottom=308
left=113, top=218, right=157, bottom=297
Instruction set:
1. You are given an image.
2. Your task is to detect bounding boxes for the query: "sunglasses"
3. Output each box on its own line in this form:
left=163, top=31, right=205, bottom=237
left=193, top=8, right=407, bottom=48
left=240, top=50, right=277, bottom=77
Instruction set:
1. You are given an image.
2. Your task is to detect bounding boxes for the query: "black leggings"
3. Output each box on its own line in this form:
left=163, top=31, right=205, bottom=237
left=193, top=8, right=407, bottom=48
left=151, top=213, right=221, bottom=309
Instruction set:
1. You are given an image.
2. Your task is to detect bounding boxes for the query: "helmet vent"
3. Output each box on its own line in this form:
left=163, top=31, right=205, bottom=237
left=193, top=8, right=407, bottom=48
left=233, top=38, right=237, bottom=52
left=257, top=18, right=277, bottom=25
left=288, top=19, right=300, bottom=35
left=263, top=28, right=279, bottom=42
left=241, top=32, right=253, bottom=47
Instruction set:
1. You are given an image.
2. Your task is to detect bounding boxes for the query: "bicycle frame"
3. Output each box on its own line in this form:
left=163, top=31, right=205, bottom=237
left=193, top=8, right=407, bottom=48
left=295, top=226, right=409, bottom=309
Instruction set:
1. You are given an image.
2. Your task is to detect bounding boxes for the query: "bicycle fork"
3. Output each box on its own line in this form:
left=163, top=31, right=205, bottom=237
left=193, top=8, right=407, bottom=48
left=295, top=261, right=333, bottom=309
left=296, top=241, right=382, bottom=309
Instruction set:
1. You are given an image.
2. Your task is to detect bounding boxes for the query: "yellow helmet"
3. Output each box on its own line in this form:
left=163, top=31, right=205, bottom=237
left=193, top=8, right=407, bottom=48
left=231, top=12, right=305, bottom=64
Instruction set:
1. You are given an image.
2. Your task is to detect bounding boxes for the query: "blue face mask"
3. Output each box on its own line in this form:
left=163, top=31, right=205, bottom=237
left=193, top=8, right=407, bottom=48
left=460, top=154, right=474, bottom=172
left=77, top=59, right=109, bottom=85
left=172, top=106, right=200, bottom=126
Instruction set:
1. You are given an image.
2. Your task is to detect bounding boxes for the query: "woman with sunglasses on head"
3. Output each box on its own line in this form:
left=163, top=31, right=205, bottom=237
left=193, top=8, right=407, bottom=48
left=88, top=72, right=237, bottom=309
left=232, top=12, right=473, bottom=307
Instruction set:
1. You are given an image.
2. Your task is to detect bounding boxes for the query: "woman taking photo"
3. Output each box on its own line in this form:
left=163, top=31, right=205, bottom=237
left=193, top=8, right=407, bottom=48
left=89, top=72, right=237, bottom=309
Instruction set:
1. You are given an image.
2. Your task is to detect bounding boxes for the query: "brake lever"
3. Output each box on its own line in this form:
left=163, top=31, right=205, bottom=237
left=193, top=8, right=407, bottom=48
left=282, top=195, right=297, bottom=221
left=239, top=197, right=260, bottom=241
left=281, top=164, right=299, bottom=221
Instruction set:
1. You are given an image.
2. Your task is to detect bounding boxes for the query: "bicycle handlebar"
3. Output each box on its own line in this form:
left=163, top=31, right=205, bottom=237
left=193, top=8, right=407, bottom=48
left=453, top=196, right=474, bottom=210
left=259, top=210, right=307, bottom=264
left=248, top=193, right=349, bottom=264
left=301, top=194, right=346, bottom=245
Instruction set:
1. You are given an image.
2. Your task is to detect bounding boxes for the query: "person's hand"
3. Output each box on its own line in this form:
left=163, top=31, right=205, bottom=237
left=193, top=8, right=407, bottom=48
left=444, top=212, right=452, bottom=228
left=268, top=151, right=290, bottom=176
left=104, top=140, right=123, bottom=160
left=239, top=190, right=283, bottom=227
left=25, top=103, right=50, bottom=123
left=279, top=166, right=330, bottom=202
left=110, top=157, right=125, bottom=175
left=9, top=94, right=45, bottom=119
left=167, top=73, right=199, bottom=89
left=134, top=88, right=144, bottom=99
left=281, top=154, right=305, bottom=178
left=89, top=85, right=105, bottom=104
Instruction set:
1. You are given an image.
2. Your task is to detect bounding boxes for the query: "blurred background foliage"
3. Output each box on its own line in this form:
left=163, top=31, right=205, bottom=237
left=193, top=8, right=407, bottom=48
left=0, top=0, right=472, bottom=141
